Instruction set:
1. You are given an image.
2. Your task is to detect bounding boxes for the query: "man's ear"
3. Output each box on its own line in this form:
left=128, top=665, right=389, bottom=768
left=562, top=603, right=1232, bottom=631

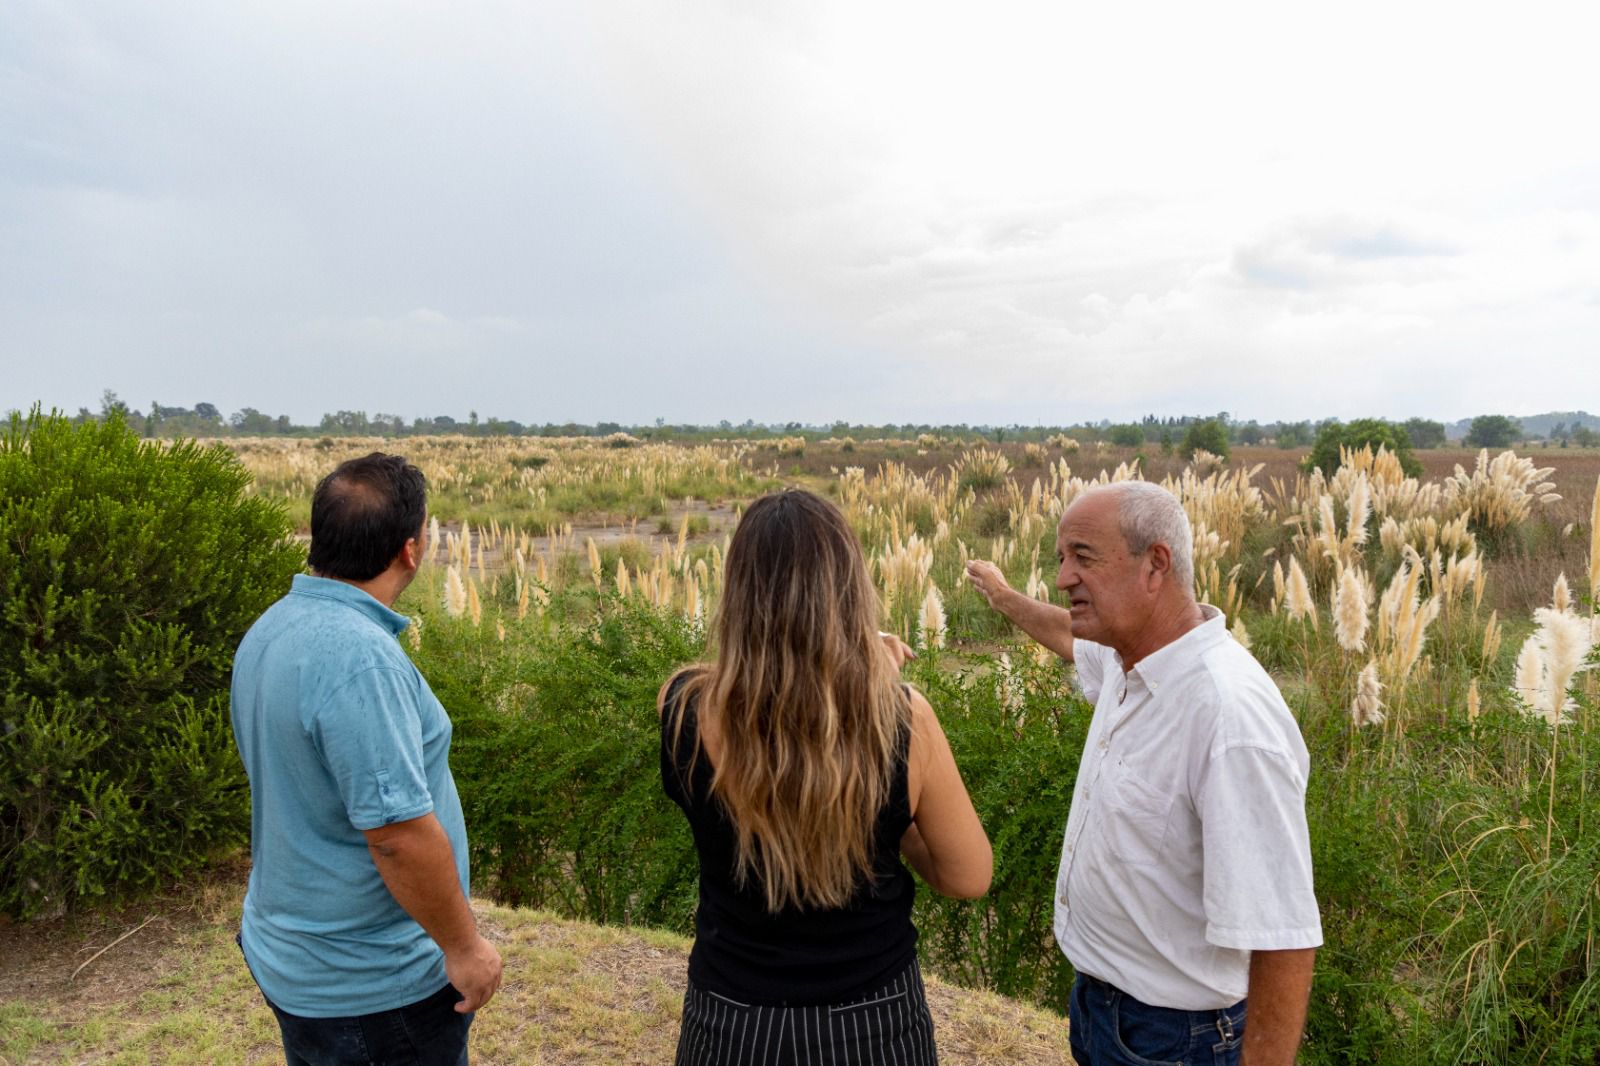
left=1145, top=542, right=1173, bottom=590
left=399, top=536, right=423, bottom=573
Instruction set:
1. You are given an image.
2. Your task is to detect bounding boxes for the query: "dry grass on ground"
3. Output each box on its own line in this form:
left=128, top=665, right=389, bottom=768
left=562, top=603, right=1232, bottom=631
left=0, top=863, right=1070, bottom=1065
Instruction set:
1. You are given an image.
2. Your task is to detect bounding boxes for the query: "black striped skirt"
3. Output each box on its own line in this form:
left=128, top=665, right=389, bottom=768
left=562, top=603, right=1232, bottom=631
left=674, top=956, right=939, bottom=1066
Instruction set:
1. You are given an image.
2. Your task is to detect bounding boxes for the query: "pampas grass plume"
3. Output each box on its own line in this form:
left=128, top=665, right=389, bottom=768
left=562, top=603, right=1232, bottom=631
left=1512, top=635, right=1546, bottom=718
left=1551, top=573, right=1571, bottom=614
left=1352, top=661, right=1385, bottom=727
left=1589, top=474, right=1600, bottom=602
left=1334, top=567, right=1369, bottom=652
left=919, top=585, right=947, bottom=650
left=1534, top=606, right=1593, bottom=722
left=1286, top=556, right=1317, bottom=629
left=444, top=564, right=467, bottom=618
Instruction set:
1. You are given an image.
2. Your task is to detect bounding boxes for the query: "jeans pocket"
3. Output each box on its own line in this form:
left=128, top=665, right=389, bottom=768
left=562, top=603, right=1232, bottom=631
left=364, top=984, right=471, bottom=1065
left=1109, top=994, right=1190, bottom=1066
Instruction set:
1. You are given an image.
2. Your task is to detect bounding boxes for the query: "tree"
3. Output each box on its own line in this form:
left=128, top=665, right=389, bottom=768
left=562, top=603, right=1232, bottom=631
left=1107, top=423, right=1146, bottom=447
left=231, top=407, right=280, bottom=434
left=1304, top=419, right=1422, bottom=477
left=1401, top=418, right=1446, bottom=449
left=1464, top=414, right=1521, bottom=449
left=1275, top=421, right=1312, bottom=448
left=0, top=408, right=303, bottom=916
left=1572, top=425, right=1598, bottom=448
left=1232, top=421, right=1265, bottom=446
left=1180, top=418, right=1230, bottom=460
left=320, top=410, right=371, bottom=435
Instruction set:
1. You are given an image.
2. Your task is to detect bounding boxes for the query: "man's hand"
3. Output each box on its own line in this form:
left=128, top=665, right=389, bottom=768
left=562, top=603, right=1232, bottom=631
left=879, top=631, right=916, bottom=670
left=445, top=934, right=503, bottom=1013
left=964, top=559, right=1076, bottom=662
left=964, top=560, right=1014, bottom=609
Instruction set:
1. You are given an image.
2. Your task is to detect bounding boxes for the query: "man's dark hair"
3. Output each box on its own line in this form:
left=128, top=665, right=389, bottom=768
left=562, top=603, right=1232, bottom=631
left=308, top=453, right=427, bottom=581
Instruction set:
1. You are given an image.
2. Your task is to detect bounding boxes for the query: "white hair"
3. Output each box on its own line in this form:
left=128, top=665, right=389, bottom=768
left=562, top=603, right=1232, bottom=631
left=1099, top=482, right=1195, bottom=595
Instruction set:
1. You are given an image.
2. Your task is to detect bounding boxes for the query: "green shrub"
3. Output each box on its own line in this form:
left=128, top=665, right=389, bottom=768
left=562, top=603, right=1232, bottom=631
left=0, top=409, right=302, bottom=918
left=420, top=597, right=704, bottom=927
left=1304, top=418, right=1423, bottom=477
left=904, top=652, right=1088, bottom=1005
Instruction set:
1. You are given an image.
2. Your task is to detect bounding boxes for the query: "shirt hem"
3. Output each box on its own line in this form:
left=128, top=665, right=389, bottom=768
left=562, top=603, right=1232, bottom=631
left=1205, top=923, right=1324, bottom=951
left=351, top=801, right=435, bottom=831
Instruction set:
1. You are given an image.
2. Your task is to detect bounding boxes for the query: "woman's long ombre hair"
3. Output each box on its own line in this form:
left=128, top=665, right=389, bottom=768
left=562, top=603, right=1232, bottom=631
left=671, top=489, right=909, bottom=912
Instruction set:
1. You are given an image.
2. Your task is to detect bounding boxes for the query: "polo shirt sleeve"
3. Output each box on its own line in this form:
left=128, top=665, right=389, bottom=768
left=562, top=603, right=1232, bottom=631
left=1196, top=744, right=1324, bottom=951
left=309, top=666, right=435, bottom=832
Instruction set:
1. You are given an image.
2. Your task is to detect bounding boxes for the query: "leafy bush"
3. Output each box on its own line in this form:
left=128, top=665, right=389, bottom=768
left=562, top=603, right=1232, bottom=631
left=0, top=409, right=302, bottom=918
left=425, top=598, right=704, bottom=928
left=1304, top=418, right=1423, bottom=477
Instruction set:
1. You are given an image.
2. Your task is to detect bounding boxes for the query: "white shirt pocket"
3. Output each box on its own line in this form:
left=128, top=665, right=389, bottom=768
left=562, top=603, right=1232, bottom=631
left=1097, top=762, right=1174, bottom=866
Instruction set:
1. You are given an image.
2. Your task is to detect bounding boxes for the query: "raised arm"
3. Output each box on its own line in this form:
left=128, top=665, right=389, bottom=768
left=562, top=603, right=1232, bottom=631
left=901, top=689, right=992, bottom=899
left=964, top=560, right=1075, bottom=662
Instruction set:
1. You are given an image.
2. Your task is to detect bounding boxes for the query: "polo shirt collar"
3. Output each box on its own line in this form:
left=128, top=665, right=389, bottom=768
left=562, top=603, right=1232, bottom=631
left=289, top=573, right=411, bottom=636
left=1125, top=603, right=1229, bottom=693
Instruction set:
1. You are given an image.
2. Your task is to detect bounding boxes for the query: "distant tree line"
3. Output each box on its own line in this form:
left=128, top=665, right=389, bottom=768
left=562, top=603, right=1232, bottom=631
left=13, top=392, right=1594, bottom=450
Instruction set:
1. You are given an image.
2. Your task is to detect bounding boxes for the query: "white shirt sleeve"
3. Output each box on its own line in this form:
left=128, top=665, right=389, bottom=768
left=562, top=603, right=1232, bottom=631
left=1074, top=640, right=1109, bottom=705
left=1196, top=745, right=1324, bottom=951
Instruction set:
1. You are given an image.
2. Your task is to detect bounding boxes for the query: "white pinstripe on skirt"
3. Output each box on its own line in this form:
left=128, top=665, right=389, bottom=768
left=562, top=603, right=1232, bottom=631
left=674, top=956, right=938, bottom=1066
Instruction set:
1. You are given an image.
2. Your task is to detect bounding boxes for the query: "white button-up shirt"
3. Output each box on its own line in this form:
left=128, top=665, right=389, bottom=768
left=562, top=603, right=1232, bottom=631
left=1054, top=605, right=1323, bottom=1010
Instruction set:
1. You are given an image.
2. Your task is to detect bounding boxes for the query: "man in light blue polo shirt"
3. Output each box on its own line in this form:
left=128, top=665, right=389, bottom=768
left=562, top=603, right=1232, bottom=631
left=232, top=453, right=501, bottom=1065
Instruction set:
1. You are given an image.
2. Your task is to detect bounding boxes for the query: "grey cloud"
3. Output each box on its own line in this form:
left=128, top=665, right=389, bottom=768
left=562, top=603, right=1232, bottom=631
left=1228, top=214, right=1462, bottom=292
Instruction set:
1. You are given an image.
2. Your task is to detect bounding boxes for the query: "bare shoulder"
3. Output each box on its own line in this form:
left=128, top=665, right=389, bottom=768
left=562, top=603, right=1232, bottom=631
left=902, top=685, right=943, bottom=761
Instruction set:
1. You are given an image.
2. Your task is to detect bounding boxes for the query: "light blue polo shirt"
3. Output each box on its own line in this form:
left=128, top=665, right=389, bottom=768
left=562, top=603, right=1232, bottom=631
left=231, top=574, right=469, bottom=1017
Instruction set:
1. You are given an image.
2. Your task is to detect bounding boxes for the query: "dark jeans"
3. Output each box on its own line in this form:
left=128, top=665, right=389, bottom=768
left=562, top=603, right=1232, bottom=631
left=237, top=932, right=471, bottom=1065
left=1069, top=972, right=1245, bottom=1066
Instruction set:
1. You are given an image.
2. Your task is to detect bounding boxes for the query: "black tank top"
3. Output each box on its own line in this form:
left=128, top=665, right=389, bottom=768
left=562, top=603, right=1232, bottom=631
left=659, top=672, right=919, bottom=1006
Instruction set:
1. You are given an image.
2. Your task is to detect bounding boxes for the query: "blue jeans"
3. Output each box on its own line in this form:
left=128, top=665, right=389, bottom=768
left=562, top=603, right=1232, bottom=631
left=1069, top=973, right=1245, bottom=1066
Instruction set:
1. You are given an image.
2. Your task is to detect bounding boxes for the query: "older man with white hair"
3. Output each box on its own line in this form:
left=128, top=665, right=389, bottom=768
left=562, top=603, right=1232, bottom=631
left=967, top=481, right=1321, bottom=1066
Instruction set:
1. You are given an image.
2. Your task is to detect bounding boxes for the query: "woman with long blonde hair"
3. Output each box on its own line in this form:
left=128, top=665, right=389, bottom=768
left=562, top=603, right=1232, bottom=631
left=659, top=489, right=991, bottom=1064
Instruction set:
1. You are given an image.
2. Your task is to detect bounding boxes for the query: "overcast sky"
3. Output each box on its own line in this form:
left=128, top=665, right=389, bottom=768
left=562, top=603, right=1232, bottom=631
left=4, top=1, right=1598, bottom=427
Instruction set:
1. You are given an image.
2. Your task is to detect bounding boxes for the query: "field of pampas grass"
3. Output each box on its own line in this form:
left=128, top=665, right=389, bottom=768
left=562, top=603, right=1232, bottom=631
left=197, top=434, right=1600, bottom=1064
